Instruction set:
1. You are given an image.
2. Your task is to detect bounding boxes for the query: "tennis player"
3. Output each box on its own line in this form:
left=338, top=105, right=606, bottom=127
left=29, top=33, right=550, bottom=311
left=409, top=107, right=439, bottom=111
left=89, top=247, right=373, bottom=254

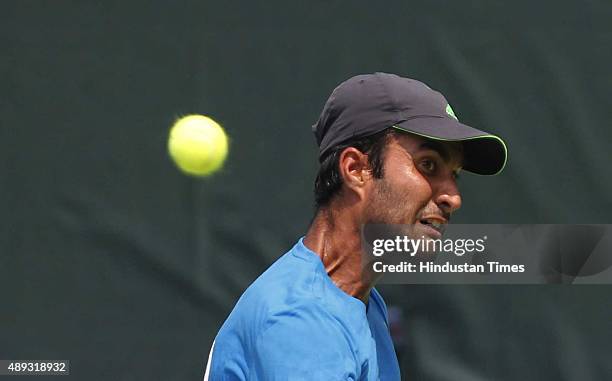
left=205, top=72, right=507, bottom=380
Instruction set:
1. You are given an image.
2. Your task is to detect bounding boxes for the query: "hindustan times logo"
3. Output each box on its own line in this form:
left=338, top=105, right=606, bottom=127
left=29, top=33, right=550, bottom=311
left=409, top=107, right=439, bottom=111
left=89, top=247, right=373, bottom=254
left=371, top=236, right=487, bottom=257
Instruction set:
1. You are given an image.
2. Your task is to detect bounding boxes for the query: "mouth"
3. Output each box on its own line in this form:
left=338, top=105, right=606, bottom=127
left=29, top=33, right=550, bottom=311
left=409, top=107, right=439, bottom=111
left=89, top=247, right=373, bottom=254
left=417, top=217, right=447, bottom=238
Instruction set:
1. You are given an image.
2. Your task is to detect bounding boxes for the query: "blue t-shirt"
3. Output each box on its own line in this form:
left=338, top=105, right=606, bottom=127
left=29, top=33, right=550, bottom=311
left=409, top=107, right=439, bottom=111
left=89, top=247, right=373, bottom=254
left=206, top=238, right=401, bottom=380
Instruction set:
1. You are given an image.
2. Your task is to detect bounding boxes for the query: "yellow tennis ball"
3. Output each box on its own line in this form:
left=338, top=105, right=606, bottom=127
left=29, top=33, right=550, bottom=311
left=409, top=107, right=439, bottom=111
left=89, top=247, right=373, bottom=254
left=167, top=114, right=229, bottom=176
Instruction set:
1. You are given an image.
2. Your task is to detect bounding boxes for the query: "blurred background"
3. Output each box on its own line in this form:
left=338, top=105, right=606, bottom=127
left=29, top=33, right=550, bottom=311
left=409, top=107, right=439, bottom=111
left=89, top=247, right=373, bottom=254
left=2, top=1, right=611, bottom=380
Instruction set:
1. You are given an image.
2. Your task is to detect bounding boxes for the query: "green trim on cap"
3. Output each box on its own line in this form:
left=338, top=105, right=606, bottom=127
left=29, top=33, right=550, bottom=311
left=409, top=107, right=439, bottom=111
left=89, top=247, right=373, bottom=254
left=391, top=125, right=508, bottom=176
left=445, top=104, right=458, bottom=121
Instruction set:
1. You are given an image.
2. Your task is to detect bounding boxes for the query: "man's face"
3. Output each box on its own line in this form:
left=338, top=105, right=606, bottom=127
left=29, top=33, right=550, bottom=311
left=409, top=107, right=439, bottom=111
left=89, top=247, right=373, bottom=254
left=364, top=133, right=463, bottom=239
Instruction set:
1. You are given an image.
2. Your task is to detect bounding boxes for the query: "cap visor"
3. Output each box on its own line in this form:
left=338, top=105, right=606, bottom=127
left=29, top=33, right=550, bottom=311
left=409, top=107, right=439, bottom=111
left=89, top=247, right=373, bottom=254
left=393, top=117, right=507, bottom=175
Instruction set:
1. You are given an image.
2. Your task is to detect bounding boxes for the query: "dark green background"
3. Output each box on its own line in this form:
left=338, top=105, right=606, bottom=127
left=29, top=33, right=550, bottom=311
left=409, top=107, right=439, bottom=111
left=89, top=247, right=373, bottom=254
left=2, top=1, right=611, bottom=380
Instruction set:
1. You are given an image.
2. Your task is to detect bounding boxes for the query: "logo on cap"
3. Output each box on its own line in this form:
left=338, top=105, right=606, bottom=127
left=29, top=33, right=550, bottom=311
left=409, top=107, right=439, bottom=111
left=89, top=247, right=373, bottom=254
left=446, top=104, right=458, bottom=121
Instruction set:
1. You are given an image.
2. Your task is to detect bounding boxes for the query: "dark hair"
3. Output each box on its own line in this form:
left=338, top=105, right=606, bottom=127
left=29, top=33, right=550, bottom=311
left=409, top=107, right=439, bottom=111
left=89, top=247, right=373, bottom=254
left=314, top=128, right=395, bottom=209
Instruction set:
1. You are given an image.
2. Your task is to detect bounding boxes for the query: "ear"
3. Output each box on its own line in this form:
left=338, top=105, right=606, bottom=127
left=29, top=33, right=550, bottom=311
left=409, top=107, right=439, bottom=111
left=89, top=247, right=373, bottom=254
left=338, top=147, right=372, bottom=200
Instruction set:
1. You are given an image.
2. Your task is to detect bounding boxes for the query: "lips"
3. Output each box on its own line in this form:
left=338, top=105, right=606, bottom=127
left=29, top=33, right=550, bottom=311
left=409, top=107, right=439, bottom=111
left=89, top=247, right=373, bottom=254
left=418, top=216, right=447, bottom=238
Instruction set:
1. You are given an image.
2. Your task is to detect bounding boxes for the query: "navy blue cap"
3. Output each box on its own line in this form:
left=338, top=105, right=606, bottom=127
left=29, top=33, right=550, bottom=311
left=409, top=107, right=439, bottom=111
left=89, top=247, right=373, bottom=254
left=312, top=73, right=507, bottom=175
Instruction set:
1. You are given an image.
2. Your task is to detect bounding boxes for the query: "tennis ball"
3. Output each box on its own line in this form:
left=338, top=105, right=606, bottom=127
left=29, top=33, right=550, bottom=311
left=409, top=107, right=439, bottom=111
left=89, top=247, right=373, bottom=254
left=167, top=114, right=228, bottom=176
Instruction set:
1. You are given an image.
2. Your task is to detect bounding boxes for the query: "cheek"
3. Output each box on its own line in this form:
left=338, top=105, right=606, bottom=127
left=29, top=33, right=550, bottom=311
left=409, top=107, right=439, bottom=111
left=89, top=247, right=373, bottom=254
left=375, top=165, right=433, bottom=222
left=396, top=165, right=433, bottom=207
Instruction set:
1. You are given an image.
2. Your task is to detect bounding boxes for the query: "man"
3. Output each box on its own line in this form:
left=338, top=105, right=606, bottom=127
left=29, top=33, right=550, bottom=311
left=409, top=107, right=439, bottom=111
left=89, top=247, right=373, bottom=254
left=205, top=73, right=507, bottom=380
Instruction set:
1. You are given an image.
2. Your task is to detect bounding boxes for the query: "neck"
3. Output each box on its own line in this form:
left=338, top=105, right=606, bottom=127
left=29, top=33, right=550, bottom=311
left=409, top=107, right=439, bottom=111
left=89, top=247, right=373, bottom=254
left=303, top=205, right=379, bottom=304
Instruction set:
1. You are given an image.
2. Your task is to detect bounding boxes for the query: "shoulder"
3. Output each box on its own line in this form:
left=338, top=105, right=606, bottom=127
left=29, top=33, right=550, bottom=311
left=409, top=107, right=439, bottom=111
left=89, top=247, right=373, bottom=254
left=210, top=240, right=376, bottom=379
left=216, top=238, right=371, bottom=348
left=216, top=240, right=328, bottom=339
left=239, top=243, right=321, bottom=317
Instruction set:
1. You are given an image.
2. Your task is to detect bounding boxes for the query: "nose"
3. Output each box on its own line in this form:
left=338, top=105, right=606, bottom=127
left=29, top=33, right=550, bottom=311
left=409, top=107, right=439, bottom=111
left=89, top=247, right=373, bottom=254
left=435, top=180, right=462, bottom=215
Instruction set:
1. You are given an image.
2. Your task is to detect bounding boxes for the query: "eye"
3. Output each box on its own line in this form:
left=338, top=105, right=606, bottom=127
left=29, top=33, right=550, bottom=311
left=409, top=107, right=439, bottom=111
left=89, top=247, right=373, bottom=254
left=420, top=158, right=436, bottom=174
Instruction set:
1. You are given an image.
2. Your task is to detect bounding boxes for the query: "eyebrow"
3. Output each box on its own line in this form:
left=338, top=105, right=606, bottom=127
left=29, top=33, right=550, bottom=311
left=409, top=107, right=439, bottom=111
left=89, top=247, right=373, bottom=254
left=418, top=141, right=451, bottom=162
left=417, top=140, right=464, bottom=171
